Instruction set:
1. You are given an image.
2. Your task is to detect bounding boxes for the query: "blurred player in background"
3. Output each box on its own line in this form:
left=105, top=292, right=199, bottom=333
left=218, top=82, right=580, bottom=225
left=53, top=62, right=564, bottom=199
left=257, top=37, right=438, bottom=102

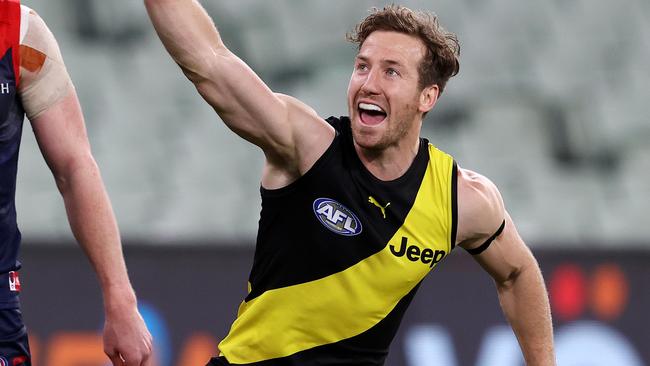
left=0, top=1, right=152, bottom=365
left=145, top=0, right=555, bottom=365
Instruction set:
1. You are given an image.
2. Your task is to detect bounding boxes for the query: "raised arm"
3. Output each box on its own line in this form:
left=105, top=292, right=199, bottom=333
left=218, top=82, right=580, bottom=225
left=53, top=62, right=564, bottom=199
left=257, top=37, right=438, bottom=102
left=144, top=0, right=334, bottom=186
left=18, top=8, right=152, bottom=366
left=456, top=168, right=556, bottom=366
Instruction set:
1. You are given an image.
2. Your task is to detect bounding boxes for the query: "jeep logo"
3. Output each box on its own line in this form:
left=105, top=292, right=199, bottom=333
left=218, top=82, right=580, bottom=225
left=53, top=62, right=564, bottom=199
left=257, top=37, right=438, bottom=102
left=390, top=237, right=446, bottom=268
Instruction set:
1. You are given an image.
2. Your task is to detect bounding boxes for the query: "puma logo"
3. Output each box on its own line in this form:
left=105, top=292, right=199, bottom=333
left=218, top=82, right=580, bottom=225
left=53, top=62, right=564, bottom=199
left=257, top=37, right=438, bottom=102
left=368, top=196, right=390, bottom=219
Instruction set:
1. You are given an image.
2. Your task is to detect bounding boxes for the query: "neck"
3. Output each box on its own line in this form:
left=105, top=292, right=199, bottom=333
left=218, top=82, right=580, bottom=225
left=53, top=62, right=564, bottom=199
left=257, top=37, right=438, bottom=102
left=355, top=134, right=421, bottom=181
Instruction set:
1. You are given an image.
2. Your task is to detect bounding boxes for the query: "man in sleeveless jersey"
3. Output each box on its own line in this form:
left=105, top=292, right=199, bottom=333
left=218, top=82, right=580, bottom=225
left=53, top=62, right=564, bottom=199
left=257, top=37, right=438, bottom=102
left=145, top=2, right=556, bottom=365
left=0, top=1, right=153, bottom=365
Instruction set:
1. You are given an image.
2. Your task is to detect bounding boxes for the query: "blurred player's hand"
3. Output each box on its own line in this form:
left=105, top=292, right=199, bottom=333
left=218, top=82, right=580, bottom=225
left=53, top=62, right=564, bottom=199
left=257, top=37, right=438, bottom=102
left=103, top=294, right=154, bottom=366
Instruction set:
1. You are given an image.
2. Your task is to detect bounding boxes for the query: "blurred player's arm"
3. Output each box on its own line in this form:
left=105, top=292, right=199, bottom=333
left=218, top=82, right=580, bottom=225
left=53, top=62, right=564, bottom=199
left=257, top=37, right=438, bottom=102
left=144, top=0, right=333, bottom=186
left=17, top=8, right=153, bottom=366
left=456, top=168, right=556, bottom=366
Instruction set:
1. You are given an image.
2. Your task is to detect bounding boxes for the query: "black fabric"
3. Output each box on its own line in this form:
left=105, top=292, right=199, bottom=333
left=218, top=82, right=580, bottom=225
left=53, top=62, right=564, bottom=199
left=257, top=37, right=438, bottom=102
left=0, top=308, right=31, bottom=365
left=0, top=43, right=26, bottom=277
left=450, top=161, right=458, bottom=250
left=222, top=116, right=455, bottom=365
left=206, top=357, right=229, bottom=366
left=466, top=220, right=506, bottom=255
left=246, top=117, right=430, bottom=301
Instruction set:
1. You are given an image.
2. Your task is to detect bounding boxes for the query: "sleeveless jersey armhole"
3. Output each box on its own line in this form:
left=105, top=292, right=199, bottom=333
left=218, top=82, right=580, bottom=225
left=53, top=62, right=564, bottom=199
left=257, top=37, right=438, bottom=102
left=260, top=119, right=340, bottom=198
left=450, top=160, right=458, bottom=250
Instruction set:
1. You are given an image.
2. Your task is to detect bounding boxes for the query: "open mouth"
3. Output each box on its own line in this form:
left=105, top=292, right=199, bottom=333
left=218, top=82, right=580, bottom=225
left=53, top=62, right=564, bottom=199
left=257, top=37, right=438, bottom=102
left=358, top=102, right=387, bottom=125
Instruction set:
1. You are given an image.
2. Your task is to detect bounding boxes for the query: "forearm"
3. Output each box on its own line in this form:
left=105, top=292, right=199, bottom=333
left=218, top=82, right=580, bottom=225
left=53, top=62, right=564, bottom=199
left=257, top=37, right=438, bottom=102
left=56, top=155, right=135, bottom=308
left=61, top=167, right=153, bottom=363
left=497, top=262, right=555, bottom=365
left=144, top=0, right=225, bottom=82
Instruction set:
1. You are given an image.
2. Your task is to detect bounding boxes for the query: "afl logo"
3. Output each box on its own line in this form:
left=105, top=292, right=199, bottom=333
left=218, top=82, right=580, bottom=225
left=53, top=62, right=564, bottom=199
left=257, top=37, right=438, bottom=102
left=313, top=198, right=362, bottom=236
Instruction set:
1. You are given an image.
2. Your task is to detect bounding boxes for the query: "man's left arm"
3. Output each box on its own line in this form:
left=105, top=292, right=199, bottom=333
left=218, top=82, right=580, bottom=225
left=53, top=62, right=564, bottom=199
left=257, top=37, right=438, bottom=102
left=19, top=8, right=152, bottom=366
left=457, top=168, right=555, bottom=365
left=473, top=213, right=555, bottom=365
left=30, top=91, right=153, bottom=366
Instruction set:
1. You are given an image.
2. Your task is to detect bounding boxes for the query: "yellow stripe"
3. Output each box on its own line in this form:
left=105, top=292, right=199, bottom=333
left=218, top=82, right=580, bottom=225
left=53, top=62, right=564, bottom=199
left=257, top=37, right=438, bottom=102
left=219, top=147, right=453, bottom=364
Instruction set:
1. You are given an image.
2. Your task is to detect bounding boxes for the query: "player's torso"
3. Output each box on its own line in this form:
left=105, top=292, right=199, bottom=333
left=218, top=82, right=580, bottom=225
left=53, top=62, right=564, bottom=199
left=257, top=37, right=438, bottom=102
left=0, top=0, right=25, bottom=276
left=0, top=0, right=24, bottom=162
left=218, top=116, right=458, bottom=365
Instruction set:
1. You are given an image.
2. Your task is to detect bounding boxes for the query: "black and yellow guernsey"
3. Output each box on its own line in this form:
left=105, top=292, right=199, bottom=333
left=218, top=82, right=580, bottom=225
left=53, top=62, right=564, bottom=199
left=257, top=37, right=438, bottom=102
left=218, top=116, right=458, bottom=365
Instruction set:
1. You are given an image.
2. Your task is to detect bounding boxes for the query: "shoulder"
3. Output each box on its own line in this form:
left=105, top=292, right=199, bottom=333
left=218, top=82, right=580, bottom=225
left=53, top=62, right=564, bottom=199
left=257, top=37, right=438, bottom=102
left=18, top=5, right=62, bottom=70
left=17, top=5, right=73, bottom=120
left=19, top=5, right=51, bottom=45
left=456, top=167, right=506, bottom=250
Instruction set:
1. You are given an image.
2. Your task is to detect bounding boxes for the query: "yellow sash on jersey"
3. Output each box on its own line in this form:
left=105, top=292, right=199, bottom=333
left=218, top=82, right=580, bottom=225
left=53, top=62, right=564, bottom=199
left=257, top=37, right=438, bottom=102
left=219, top=145, right=454, bottom=364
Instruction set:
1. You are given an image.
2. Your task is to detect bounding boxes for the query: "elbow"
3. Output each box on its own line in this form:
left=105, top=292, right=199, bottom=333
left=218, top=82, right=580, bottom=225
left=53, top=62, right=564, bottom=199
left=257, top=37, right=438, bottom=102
left=495, top=265, right=523, bottom=291
left=175, top=50, right=216, bottom=87
left=180, top=63, right=208, bottom=86
left=52, top=153, right=100, bottom=196
left=53, top=174, right=69, bottom=196
left=495, top=254, right=540, bottom=292
left=186, top=58, right=229, bottom=108
left=193, top=77, right=219, bottom=103
left=179, top=48, right=228, bottom=86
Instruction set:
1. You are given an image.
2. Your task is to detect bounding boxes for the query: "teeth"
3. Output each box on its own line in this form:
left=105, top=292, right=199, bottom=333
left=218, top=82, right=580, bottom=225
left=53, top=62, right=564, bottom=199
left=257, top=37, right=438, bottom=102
left=359, top=103, right=385, bottom=113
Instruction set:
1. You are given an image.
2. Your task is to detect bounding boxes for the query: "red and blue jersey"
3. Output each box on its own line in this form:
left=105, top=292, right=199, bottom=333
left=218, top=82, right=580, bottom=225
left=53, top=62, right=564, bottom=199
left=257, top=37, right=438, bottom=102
left=0, top=0, right=25, bottom=308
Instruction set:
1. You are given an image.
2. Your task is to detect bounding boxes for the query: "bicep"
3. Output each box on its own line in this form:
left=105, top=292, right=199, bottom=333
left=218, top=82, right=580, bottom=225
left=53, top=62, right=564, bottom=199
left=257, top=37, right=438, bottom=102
left=456, top=168, right=534, bottom=283
left=193, top=51, right=294, bottom=148
left=30, top=89, right=93, bottom=178
left=182, top=49, right=335, bottom=172
left=17, top=8, right=90, bottom=175
left=471, top=212, right=536, bottom=285
left=456, top=168, right=506, bottom=249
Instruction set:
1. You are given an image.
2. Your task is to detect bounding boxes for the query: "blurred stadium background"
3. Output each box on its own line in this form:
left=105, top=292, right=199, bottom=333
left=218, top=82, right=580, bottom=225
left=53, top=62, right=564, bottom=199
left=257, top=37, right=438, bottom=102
left=15, top=0, right=650, bottom=365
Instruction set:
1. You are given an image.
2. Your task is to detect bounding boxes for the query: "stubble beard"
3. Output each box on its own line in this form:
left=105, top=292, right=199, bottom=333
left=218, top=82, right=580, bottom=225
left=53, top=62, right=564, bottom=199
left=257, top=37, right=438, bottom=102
left=352, top=102, right=419, bottom=153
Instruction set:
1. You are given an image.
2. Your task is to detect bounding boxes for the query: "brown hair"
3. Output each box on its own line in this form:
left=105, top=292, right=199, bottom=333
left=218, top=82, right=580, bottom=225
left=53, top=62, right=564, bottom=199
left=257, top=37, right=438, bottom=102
left=347, top=5, right=460, bottom=94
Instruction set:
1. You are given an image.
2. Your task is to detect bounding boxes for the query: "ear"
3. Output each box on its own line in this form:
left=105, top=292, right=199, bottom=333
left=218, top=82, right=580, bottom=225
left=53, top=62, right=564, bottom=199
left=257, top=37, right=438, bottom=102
left=418, top=84, right=439, bottom=113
